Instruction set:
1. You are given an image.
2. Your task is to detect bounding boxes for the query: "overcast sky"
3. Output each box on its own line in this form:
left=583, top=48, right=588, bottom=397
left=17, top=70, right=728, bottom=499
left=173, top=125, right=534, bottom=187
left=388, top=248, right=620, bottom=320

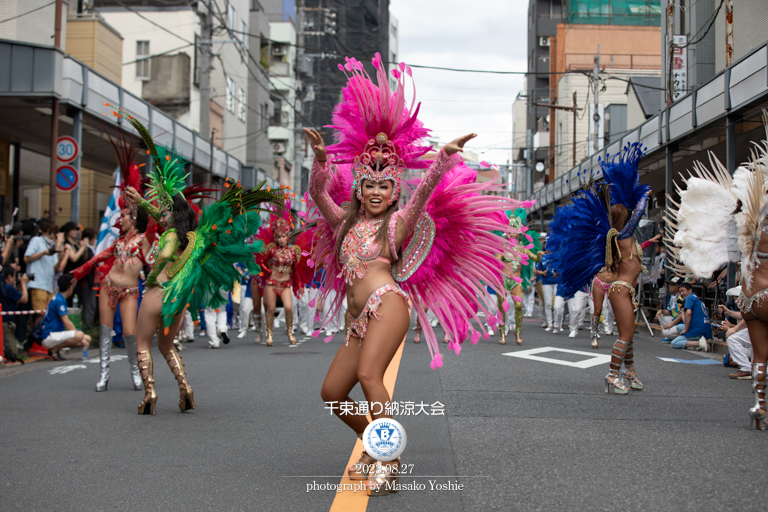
left=389, top=0, right=529, bottom=166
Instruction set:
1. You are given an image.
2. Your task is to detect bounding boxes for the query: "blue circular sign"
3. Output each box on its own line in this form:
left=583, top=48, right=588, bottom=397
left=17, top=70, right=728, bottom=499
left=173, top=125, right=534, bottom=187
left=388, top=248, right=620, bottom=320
left=56, top=165, right=79, bottom=192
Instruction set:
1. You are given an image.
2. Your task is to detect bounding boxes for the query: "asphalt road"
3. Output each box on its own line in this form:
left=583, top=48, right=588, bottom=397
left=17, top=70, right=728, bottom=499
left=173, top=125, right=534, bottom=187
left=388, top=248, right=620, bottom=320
left=1, top=313, right=766, bottom=512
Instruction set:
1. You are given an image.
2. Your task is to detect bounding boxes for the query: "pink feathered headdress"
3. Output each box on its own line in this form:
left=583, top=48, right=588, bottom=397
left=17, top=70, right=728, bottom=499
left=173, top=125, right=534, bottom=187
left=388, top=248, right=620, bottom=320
left=326, top=53, right=432, bottom=204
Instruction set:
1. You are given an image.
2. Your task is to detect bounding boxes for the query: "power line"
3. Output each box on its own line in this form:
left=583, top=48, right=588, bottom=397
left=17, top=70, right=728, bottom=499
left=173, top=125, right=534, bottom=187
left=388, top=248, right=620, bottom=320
left=0, top=1, right=55, bottom=25
left=121, top=43, right=194, bottom=65
left=112, top=0, right=194, bottom=46
left=204, top=0, right=314, bottom=127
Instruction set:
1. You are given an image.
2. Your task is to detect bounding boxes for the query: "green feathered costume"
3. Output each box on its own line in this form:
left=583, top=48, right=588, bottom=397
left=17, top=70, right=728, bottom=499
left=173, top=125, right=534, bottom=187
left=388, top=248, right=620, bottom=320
left=521, top=229, right=542, bottom=291
left=159, top=180, right=285, bottom=329
left=113, top=106, right=287, bottom=330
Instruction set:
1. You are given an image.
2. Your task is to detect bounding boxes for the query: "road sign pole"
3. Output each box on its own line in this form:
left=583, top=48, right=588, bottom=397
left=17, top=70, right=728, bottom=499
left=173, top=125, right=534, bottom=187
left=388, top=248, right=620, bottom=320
left=70, top=110, right=82, bottom=224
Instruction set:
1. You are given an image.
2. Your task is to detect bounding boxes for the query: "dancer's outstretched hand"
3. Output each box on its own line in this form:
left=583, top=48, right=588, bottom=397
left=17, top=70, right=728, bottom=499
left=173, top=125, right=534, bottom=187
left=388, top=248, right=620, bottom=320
left=303, top=128, right=327, bottom=161
left=443, top=133, right=477, bottom=156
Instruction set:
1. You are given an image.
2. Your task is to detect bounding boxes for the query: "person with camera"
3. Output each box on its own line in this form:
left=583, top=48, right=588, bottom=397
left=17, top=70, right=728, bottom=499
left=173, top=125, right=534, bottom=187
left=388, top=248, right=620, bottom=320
left=40, top=273, right=91, bottom=361
left=23, top=220, right=67, bottom=325
left=2, top=264, right=28, bottom=361
left=61, top=222, right=95, bottom=327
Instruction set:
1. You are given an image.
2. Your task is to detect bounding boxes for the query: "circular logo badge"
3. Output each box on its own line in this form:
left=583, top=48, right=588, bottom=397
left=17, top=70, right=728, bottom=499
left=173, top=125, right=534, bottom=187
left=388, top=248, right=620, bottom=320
left=362, top=419, right=407, bottom=461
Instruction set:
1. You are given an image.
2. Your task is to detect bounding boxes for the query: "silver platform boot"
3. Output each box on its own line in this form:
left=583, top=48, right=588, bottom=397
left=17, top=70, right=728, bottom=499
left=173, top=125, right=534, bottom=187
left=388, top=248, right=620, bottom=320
left=590, top=316, right=600, bottom=349
left=124, top=334, right=143, bottom=390
left=95, top=325, right=111, bottom=392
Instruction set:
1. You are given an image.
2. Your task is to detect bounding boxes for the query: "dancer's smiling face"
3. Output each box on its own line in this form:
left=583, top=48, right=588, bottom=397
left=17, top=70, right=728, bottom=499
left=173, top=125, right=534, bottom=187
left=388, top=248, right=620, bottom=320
left=361, top=179, right=393, bottom=217
left=159, top=209, right=173, bottom=230
left=275, top=233, right=289, bottom=247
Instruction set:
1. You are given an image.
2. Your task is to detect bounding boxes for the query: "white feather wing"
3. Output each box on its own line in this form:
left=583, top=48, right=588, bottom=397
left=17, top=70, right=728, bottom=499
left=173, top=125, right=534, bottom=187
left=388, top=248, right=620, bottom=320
left=674, top=177, right=737, bottom=278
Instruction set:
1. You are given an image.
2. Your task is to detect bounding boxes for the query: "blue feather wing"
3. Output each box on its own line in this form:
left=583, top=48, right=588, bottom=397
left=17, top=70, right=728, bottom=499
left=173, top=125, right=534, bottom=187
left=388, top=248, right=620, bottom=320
left=545, top=189, right=610, bottom=299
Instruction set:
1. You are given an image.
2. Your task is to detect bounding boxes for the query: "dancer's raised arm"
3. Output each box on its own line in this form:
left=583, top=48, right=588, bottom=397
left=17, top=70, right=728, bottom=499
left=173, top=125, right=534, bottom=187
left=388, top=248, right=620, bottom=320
left=396, top=133, right=476, bottom=236
left=304, top=128, right=345, bottom=230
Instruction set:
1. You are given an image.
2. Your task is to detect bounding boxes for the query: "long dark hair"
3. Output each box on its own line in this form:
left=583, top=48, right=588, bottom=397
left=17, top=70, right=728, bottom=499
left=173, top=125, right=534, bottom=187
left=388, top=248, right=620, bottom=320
left=135, top=208, right=149, bottom=233
left=335, top=186, right=399, bottom=261
left=171, top=194, right=198, bottom=251
left=609, top=203, right=630, bottom=272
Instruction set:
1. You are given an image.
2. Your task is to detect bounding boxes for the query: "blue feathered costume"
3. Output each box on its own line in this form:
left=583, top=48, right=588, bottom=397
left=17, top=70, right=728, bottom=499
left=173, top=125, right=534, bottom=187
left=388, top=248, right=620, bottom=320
left=545, top=143, right=651, bottom=300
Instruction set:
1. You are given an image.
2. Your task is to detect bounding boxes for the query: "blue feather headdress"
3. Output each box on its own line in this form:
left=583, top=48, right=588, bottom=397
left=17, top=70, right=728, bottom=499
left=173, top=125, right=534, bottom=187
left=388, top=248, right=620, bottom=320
left=599, top=142, right=650, bottom=209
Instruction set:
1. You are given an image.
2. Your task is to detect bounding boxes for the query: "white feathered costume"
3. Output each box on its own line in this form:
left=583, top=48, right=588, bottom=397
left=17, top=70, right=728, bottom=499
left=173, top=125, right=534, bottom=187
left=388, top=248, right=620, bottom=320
left=666, top=117, right=768, bottom=288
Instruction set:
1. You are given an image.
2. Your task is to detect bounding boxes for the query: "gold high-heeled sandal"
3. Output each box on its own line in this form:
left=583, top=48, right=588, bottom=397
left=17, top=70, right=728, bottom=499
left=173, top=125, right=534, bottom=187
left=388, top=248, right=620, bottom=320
left=137, top=350, right=157, bottom=415
left=164, top=349, right=196, bottom=412
left=286, top=310, right=297, bottom=345
left=514, top=331, right=523, bottom=345
left=749, top=363, right=767, bottom=430
left=366, top=458, right=400, bottom=496
left=265, top=311, right=274, bottom=346
left=254, top=313, right=263, bottom=344
left=348, top=450, right=376, bottom=481
left=604, top=340, right=629, bottom=395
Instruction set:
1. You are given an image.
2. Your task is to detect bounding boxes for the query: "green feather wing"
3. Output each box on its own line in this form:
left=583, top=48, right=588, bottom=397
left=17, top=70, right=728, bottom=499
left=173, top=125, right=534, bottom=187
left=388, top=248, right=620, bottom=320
left=160, top=180, right=287, bottom=328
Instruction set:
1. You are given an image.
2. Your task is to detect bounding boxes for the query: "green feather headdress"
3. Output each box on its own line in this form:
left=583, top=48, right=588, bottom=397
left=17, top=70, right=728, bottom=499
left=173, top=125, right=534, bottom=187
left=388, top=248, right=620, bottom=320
left=509, top=208, right=528, bottom=230
left=146, top=147, right=189, bottom=210
left=109, top=105, right=187, bottom=210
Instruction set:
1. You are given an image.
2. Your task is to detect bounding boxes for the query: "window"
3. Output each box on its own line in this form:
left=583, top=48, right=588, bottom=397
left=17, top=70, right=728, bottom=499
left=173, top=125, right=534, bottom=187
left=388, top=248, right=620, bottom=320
left=260, top=102, right=268, bottom=129
left=226, top=77, right=236, bottom=113
left=228, top=3, right=237, bottom=32
left=240, top=19, right=247, bottom=45
left=136, top=40, right=150, bottom=80
left=237, top=87, right=246, bottom=122
left=556, top=122, right=563, bottom=156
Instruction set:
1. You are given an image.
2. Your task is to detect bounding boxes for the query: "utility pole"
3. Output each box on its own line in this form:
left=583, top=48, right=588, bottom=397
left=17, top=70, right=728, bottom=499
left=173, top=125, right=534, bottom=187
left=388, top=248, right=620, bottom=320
left=665, top=0, right=675, bottom=105
left=198, top=4, right=213, bottom=142
left=526, top=129, right=533, bottom=199
left=535, top=98, right=582, bottom=172
left=725, top=0, right=734, bottom=67
left=49, top=0, right=64, bottom=221
left=592, top=45, right=600, bottom=155
left=294, top=1, right=304, bottom=201
left=572, top=92, right=577, bottom=167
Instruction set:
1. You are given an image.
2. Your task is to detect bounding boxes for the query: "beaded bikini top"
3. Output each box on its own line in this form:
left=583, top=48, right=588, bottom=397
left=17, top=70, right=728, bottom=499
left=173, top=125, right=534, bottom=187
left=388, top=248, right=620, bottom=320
left=114, top=232, right=145, bottom=266
left=339, top=217, right=387, bottom=284
left=269, top=245, right=296, bottom=274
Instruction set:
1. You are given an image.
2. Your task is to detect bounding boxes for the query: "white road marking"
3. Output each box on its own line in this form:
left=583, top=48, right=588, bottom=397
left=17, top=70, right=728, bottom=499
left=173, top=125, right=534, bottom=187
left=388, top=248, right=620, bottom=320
left=48, top=365, right=87, bottom=375
left=83, top=355, right=128, bottom=364
left=503, top=346, right=612, bottom=369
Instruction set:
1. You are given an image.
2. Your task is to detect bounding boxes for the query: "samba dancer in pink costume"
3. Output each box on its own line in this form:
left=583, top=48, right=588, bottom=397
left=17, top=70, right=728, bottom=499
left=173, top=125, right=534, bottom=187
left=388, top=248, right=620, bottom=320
left=305, top=54, right=526, bottom=496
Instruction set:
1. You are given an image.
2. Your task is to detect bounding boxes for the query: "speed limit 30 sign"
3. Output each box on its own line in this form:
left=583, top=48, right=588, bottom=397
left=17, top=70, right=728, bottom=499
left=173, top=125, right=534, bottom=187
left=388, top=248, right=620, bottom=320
left=56, top=136, right=79, bottom=163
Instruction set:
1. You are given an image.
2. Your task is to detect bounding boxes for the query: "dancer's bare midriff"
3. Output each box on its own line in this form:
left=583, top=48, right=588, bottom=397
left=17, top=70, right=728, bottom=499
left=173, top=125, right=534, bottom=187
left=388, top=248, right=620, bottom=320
left=346, top=255, right=397, bottom=318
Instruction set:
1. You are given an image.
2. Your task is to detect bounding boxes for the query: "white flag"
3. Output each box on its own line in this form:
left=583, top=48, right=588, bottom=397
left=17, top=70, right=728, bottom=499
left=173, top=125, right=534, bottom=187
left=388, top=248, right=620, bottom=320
left=95, top=171, right=121, bottom=254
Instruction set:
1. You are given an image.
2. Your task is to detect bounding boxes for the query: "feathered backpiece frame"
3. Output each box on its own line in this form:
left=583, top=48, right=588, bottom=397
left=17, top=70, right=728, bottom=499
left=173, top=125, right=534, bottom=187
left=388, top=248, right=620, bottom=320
left=325, top=53, right=432, bottom=203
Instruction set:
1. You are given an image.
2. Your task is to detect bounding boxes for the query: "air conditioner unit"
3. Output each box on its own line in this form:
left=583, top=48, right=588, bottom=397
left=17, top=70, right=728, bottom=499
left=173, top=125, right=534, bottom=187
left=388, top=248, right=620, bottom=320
left=539, top=36, right=550, bottom=47
left=272, top=46, right=287, bottom=56
left=272, top=142, right=286, bottom=154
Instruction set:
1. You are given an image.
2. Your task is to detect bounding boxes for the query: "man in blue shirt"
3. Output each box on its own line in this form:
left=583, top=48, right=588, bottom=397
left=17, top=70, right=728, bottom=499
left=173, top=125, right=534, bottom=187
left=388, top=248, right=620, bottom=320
left=2, top=264, right=28, bottom=360
left=40, top=274, right=91, bottom=360
left=670, top=282, right=711, bottom=351
left=534, top=254, right=557, bottom=331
